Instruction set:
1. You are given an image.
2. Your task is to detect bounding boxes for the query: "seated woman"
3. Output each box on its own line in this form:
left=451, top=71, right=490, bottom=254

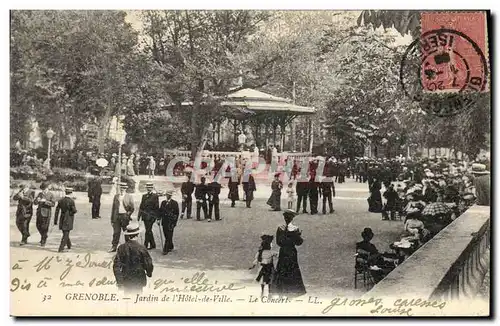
left=403, top=211, right=431, bottom=246
left=403, top=193, right=426, bottom=215
left=356, top=228, right=398, bottom=283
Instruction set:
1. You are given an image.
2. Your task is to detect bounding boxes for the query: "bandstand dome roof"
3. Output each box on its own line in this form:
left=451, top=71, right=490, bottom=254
left=222, top=88, right=316, bottom=115
left=167, top=88, right=316, bottom=117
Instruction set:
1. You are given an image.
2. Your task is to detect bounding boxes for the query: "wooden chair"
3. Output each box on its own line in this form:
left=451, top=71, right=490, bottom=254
left=354, top=248, right=375, bottom=290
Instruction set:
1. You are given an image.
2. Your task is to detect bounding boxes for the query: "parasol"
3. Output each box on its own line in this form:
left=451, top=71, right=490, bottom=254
left=422, top=202, right=452, bottom=216
left=96, top=158, right=108, bottom=167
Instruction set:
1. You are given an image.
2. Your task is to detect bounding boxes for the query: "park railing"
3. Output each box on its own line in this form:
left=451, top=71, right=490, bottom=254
left=364, top=205, right=490, bottom=301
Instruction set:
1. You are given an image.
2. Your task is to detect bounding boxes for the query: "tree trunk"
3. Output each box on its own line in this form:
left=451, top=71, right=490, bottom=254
left=97, top=112, right=112, bottom=154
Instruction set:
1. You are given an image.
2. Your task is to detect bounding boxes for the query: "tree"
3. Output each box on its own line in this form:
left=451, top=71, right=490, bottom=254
left=139, top=10, right=271, bottom=158
left=10, top=10, right=140, bottom=152
left=358, top=10, right=420, bottom=38
left=358, top=10, right=491, bottom=159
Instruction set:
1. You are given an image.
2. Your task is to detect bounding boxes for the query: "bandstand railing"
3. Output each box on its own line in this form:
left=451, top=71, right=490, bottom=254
left=163, top=149, right=312, bottom=162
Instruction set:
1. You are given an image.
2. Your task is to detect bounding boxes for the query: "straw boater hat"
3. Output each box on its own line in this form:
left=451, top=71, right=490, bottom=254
left=283, top=209, right=298, bottom=217
left=123, top=221, right=141, bottom=236
left=119, top=182, right=128, bottom=189
left=64, top=187, right=73, bottom=194
left=164, top=189, right=174, bottom=196
left=145, top=182, right=154, bottom=189
left=471, top=163, right=489, bottom=175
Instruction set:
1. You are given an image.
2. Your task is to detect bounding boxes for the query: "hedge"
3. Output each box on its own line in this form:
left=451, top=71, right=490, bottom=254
left=10, top=165, right=137, bottom=193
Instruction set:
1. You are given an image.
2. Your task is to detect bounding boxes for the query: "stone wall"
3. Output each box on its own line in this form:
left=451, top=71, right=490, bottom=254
left=364, top=205, right=490, bottom=301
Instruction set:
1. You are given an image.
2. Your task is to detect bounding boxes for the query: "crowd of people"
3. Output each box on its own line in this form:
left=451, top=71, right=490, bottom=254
left=353, top=157, right=490, bottom=286
left=11, top=146, right=490, bottom=296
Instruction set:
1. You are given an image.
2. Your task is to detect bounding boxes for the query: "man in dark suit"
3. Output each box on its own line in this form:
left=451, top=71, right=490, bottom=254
left=113, top=221, right=154, bottom=295
left=109, top=183, right=135, bottom=252
left=320, top=178, right=335, bottom=214
left=195, top=176, right=209, bottom=220
left=242, top=173, right=256, bottom=208
left=13, top=183, right=35, bottom=245
left=158, top=189, right=179, bottom=255
left=34, top=182, right=56, bottom=247
left=88, top=176, right=103, bottom=219
left=208, top=178, right=222, bottom=221
left=54, top=187, right=77, bottom=252
left=308, top=176, right=320, bottom=215
left=180, top=175, right=195, bottom=219
left=138, top=182, right=159, bottom=250
left=296, top=179, right=309, bottom=214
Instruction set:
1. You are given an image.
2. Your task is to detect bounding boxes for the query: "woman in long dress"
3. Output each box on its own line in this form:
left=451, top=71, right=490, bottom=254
left=267, top=173, right=283, bottom=211
left=127, top=154, right=136, bottom=176
left=368, top=177, right=383, bottom=213
left=228, top=176, right=240, bottom=207
left=272, top=209, right=306, bottom=298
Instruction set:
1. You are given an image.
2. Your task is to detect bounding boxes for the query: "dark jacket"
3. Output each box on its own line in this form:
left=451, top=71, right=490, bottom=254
left=54, top=196, right=77, bottom=231
left=181, top=181, right=195, bottom=199
left=88, top=178, right=103, bottom=200
left=242, top=175, right=256, bottom=192
left=34, top=190, right=56, bottom=219
left=296, top=180, right=309, bottom=195
left=208, top=181, right=222, bottom=201
left=13, top=188, right=35, bottom=220
left=138, top=192, right=159, bottom=222
left=195, top=183, right=209, bottom=201
left=113, top=240, right=153, bottom=289
left=159, top=199, right=179, bottom=230
left=111, top=193, right=135, bottom=224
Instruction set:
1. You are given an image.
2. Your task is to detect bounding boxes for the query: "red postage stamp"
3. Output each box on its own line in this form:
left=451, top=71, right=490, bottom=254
left=419, top=11, right=489, bottom=93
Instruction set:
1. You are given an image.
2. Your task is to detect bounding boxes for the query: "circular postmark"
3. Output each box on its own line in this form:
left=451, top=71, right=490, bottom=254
left=400, top=28, right=488, bottom=117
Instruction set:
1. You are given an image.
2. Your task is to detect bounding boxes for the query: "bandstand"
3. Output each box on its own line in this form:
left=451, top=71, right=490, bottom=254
left=165, top=88, right=316, bottom=161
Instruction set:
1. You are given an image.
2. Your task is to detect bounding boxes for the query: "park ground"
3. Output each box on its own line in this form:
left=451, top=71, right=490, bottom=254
left=10, top=178, right=407, bottom=297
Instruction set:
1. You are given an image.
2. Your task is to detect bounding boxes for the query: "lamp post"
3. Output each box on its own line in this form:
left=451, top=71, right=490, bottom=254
left=116, top=129, right=126, bottom=191
left=46, top=128, right=55, bottom=170
left=238, top=131, right=247, bottom=151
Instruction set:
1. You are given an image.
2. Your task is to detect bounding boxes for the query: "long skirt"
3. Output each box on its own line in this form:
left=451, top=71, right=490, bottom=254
left=266, top=191, right=281, bottom=210
left=271, top=247, right=306, bottom=297
left=368, top=190, right=383, bottom=213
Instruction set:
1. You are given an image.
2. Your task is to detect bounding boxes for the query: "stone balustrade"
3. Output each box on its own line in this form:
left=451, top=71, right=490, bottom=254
left=163, top=149, right=312, bottom=162
left=364, top=205, right=490, bottom=301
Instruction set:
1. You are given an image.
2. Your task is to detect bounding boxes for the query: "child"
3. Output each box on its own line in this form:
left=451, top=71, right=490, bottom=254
left=286, top=181, right=295, bottom=209
left=249, top=235, right=277, bottom=298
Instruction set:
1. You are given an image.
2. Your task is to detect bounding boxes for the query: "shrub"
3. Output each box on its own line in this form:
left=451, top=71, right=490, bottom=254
left=62, top=180, right=89, bottom=192
left=10, top=165, right=47, bottom=182
left=49, top=167, right=88, bottom=183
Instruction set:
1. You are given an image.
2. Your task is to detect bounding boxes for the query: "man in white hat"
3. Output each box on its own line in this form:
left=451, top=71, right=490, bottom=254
left=54, top=187, right=77, bottom=252
left=138, top=182, right=159, bottom=250
left=471, top=163, right=490, bottom=206
left=109, top=182, right=135, bottom=252
left=158, top=189, right=179, bottom=255
left=112, top=221, right=153, bottom=295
